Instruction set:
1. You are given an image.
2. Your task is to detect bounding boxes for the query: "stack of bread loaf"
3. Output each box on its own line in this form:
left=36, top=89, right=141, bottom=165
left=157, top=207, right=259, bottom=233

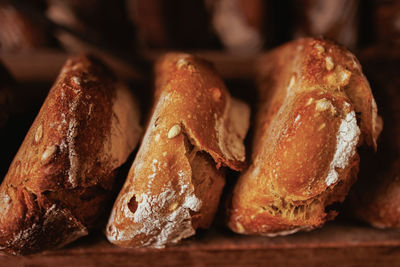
left=2, top=37, right=398, bottom=255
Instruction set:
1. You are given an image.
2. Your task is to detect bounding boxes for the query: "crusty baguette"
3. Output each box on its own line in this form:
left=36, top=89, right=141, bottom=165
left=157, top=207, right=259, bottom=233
left=106, top=53, right=250, bottom=248
left=347, top=47, right=400, bottom=229
left=0, top=55, right=141, bottom=254
left=228, top=38, right=381, bottom=236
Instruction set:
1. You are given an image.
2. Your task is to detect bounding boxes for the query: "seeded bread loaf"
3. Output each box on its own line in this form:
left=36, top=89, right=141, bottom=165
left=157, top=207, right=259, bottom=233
left=228, top=38, right=381, bottom=236
left=106, top=53, right=250, bottom=248
left=0, top=55, right=141, bottom=254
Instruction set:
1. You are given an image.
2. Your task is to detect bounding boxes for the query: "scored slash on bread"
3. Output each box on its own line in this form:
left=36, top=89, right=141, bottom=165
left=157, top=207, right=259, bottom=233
left=106, top=53, right=250, bottom=248
left=0, top=55, right=141, bottom=254
left=227, top=38, right=382, bottom=236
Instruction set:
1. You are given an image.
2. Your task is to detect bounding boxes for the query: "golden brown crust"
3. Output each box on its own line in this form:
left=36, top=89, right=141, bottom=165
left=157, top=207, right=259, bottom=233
left=228, top=38, right=380, bottom=236
left=153, top=53, right=249, bottom=171
left=0, top=55, right=141, bottom=254
left=106, top=53, right=249, bottom=248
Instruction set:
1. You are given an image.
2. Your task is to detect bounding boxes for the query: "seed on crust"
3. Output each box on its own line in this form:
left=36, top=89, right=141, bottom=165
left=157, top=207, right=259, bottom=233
left=326, top=65, right=352, bottom=87
left=72, top=76, right=81, bottom=85
left=210, top=88, right=221, bottom=101
left=168, top=124, right=181, bottom=139
left=289, top=75, right=296, bottom=89
left=325, top=56, right=334, bottom=71
left=315, top=44, right=325, bottom=53
left=41, top=145, right=57, bottom=164
left=315, top=98, right=336, bottom=115
left=35, top=125, right=43, bottom=143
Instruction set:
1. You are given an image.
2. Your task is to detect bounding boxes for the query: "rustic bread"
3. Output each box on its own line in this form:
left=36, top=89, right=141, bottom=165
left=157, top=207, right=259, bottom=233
left=0, top=55, right=141, bottom=254
left=228, top=38, right=381, bottom=236
left=106, top=53, right=250, bottom=248
left=347, top=48, right=400, bottom=228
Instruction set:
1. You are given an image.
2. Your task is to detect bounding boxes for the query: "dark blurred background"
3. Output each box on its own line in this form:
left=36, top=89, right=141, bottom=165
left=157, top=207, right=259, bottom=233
left=0, top=0, right=399, bottom=54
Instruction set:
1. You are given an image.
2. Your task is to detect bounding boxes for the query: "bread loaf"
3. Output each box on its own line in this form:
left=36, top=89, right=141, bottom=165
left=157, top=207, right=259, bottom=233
left=228, top=38, right=381, bottom=236
left=0, top=55, right=141, bottom=254
left=106, top=53, right=250, bottom=248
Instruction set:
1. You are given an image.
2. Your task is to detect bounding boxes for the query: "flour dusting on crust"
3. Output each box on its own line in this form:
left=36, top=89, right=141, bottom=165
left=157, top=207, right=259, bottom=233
left=107, top=178, right=202, bottom=248
left=0, top=190, right=11, bottom=216
left=325, top=108, right=360, bottom=186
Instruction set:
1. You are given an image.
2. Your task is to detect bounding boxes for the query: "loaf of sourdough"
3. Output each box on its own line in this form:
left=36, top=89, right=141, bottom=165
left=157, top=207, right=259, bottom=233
left=106, top=53, right=250, bottom=248
left=0, top=55, right=141, bottom=254
left=228, top=38, right=381, bottom=236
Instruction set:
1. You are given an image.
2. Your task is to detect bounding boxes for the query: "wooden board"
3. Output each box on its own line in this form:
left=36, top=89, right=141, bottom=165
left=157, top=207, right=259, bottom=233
left=0, top=51, right=399, bottom=267
left=1, top=221, right=400, bottom=267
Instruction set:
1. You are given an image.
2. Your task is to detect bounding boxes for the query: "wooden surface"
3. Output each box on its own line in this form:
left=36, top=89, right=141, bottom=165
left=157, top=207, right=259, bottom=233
left=1, top=52, right=400, bottom=267
left=1, top=221, right=400, bottom=266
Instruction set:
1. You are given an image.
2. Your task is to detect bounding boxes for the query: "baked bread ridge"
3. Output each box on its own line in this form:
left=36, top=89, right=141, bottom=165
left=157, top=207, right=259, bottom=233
left=0, top=55, right=141, bottom=255
left=106, top=53, right=250, bottom=248
left=228, top=37, right=381, bottom=236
